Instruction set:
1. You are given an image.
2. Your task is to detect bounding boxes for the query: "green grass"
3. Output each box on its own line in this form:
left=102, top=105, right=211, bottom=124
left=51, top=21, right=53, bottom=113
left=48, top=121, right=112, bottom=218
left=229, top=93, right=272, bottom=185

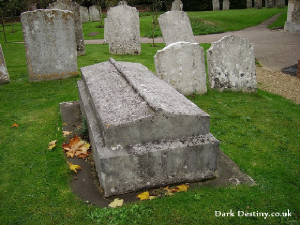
left=0, top=8, right=284, bottom=42
left=268, top=7, right=288, bottom=29
left=0, top=42, right=299, bottom=225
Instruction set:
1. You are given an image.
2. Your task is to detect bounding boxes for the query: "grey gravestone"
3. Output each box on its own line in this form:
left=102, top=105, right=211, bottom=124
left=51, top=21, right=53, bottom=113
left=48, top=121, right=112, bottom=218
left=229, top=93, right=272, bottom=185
left=48, top=0, right=85, bottom=56
left=21, top=9, right=78, bottom=82
left=284, top=0, right=300, bottom=32
left=77, top=58, right=219, bottom=197
left=171, top=0, right=183, bottom=11
left=80, top=6, right=89, bottom=23
left=106, top=3, right=141, bottom=55
left=223, top=0, right=230, bottom=10
left=103, top=18, right=109, bottom=43
left=89, top=5, right=101, bottom=21
left=0, top=44, right=10, bottom=85
left=276, top=0, right=285, bottom=7
left=207, top=35, right=257, bottom=92
left=154, top=42, right=207, bottom=95
left=255, top=0, right=262, bottom=8
left=158, top=11, right=196, bottom=46
left=266, top=0, right=274, bottom=7
left=212, top=0, right=220, bottom=10
left=247, top=0, right=252, bottom=8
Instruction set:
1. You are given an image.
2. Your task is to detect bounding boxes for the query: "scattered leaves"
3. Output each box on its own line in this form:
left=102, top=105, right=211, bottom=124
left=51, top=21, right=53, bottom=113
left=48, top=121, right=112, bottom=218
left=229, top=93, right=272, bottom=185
left=11, top=123, right=19, bottom=128
left=48, top=140, right=57, bottom=150
left=164, top=184, right=189, bottom=195
left=62, top=136, right=90, bottom=159
left=63, top=131, right=72, bottom=137
left=176, top=184, right=189, bottom=192
left=137, top=191, right=156, bottom=200
left=108, top=198, right=124, bottom=208
left=67, top=161, right=81, bottom=173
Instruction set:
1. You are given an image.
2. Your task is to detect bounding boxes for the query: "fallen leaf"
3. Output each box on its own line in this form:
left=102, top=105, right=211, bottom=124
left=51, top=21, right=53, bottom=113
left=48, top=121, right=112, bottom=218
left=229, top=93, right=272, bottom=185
left=137, top=191, right=150, bottom=200
left=108, top=198, right=124, bottom=208
left=149, top=196, right=157, bottom=200
left=48, top=140, right=57, bottom=150
left=176, top=184, right=189, bottom=192
left=67, top=161, right=81, bottom=173
left=11, top=123, right=19, bottom=128
left=63, top=131, right=72, bottom=137
left=62, top=136, right=90, bottom=159
left=164, top=187, right=175, bottom=196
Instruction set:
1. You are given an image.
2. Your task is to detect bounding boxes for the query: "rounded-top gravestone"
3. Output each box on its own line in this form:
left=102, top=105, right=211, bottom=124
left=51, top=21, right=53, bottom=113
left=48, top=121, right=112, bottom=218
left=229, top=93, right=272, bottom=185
left=0, top=44, right=10, bottom=85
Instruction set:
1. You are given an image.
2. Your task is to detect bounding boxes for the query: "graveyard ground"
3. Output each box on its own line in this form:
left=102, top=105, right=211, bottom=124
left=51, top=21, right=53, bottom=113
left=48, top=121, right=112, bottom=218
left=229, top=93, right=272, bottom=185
left=0, top=8, right=285, bottom=43
left=0, top=42, right=299, bottom=225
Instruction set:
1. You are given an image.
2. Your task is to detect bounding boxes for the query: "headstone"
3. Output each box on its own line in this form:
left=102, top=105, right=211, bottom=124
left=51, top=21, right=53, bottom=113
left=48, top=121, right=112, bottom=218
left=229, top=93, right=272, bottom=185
left=48, top=0, right=85, bottom=56
left=0, top=44, right=10, bottom=85
left=212, top=0, right=220, bottom=10
left=223, top=0, right=230, bottom=10
left=207, top=35, right=257, bottom=92
left=103, top=18, right=109, bottom=43
left=21, top=9, right=78, bottom=82
left=276, top=0, right=285, bottom=7
left=77, top=58, right=219, bottom=197
left=80, top=6, right=89, bottom=23
left=105, top=2, right=141, bottom=55
left=247, top=0, right=252, bottom=8
left=284, top=0, right=300, bottom=32
left=154, top=42, right=207, bottom=95
left=89, top=5, right=101, bottom=21
left=158, top=11, right=196, bottom=46
left=171, top=0, right=183, bottom=11
left=255, top=0, right=262, bottom=8
left=266, top=0, right=274, bottom=7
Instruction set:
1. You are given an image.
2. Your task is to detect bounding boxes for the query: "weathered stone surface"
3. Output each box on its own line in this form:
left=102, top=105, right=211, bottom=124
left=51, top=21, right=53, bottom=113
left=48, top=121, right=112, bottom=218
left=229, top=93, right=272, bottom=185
left=284, top=0, right=300, bottom=32
left=48, top=0, right=85, bottom=55
left=154, top=42, right=207, bottom=95
left=158, top=11, right=196, bottom=46
left=171, top=0, right=183, bottom=11
left=255, top=0, right=262, bottom=8
left=0, top=44, right=10, bottom=85
left=103, top=18, right=109, bottom=43
left=80, top=6, right=89, bottom=23
left=247, top=0, right=252, bottom=8
left=78, top=58, right=219, bottom=197
left=106, top=3, right=141, bottom=55
left=212, top=0, right=220, bottom=10
left=207, top=35, right=257, bottom=92
left=21, top=9, right=78, bottom=81
left=89, top=5, right=101, bottom=21
left=223, top=0, right=230, bottom=10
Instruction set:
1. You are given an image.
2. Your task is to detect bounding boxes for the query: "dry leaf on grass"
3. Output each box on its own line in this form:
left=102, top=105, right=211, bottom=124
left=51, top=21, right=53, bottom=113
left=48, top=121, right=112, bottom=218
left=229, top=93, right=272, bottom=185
left=137, top=191, right=156, bottom=200
left=164, top=184, right=189, bottom=196
left=63, top=131, right=72, bottom=137
left=108, top=198, right=124, bottom=208
left=11, top=123, right=19, bottom=128
left=67, top=161, right=81, bottom=173
left=48, top=140, right=57, bottom=150
left=62, top=136, right=90, bottom=159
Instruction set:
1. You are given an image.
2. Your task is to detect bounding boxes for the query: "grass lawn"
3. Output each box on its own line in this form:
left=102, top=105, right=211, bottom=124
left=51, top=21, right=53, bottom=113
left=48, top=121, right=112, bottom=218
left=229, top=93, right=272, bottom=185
left=0, top=8, right=284, bottom=43
left=268, top=7, right=288, bottom=29
left=0, top=42, right=299, bottom=225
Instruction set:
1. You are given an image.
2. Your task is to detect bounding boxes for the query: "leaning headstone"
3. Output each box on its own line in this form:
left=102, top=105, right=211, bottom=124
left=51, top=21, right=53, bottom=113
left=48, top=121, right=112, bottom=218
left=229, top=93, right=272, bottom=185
left=171, top=0, right=183, bottom=10
left=284, top=0, right=300, bottom=32
left=255, top=0, right=262, bottom=8
left=223, top=0, right=230, bottom=10
left=158, top=11, right=196, bottom=46
left=207, top=35, right=257, bottom=92
left=80, top=6, right=89, bottom=22
left=21, top=9, right=78, bottom=81
left=0, top=44, right=10, bottom=85
left=89, top=5, right=101, bottom=21
left=78, top=58, right=219, bottom=197
left=154, top=42, right=207, bottom=95
left=212, top=0, right=220, bottom=10
left=106, top=2, right=141, bottom=55
left=48, top=0, right=85, bottom=56
left=247, top=0, right=252, bottom=8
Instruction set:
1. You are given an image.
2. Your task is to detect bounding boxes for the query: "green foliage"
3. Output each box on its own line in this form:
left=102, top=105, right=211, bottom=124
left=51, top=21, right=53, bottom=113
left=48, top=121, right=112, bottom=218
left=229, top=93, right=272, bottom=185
left=268, top=7, right=288, bottom=29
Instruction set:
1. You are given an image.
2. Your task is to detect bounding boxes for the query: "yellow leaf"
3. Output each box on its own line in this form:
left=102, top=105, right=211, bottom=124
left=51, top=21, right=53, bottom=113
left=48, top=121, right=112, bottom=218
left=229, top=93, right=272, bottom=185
left=67, top=162, right=81, bottom=173
left=48, top=140, right=57, bottom=150
left=63, top=131, right=72, bottom=137
left=137, top=191, right=150, bottom=200
left=149, top=196, right=157, bottom=200
left=176, top=184, right=189, bottom=192
left=108, top=198, right=124, bottom=208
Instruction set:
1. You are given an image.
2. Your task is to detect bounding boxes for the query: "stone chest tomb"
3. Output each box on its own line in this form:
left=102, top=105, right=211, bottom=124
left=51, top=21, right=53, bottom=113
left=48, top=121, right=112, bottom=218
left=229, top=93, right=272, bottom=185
left=78, top=58, right=219, bottom=197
